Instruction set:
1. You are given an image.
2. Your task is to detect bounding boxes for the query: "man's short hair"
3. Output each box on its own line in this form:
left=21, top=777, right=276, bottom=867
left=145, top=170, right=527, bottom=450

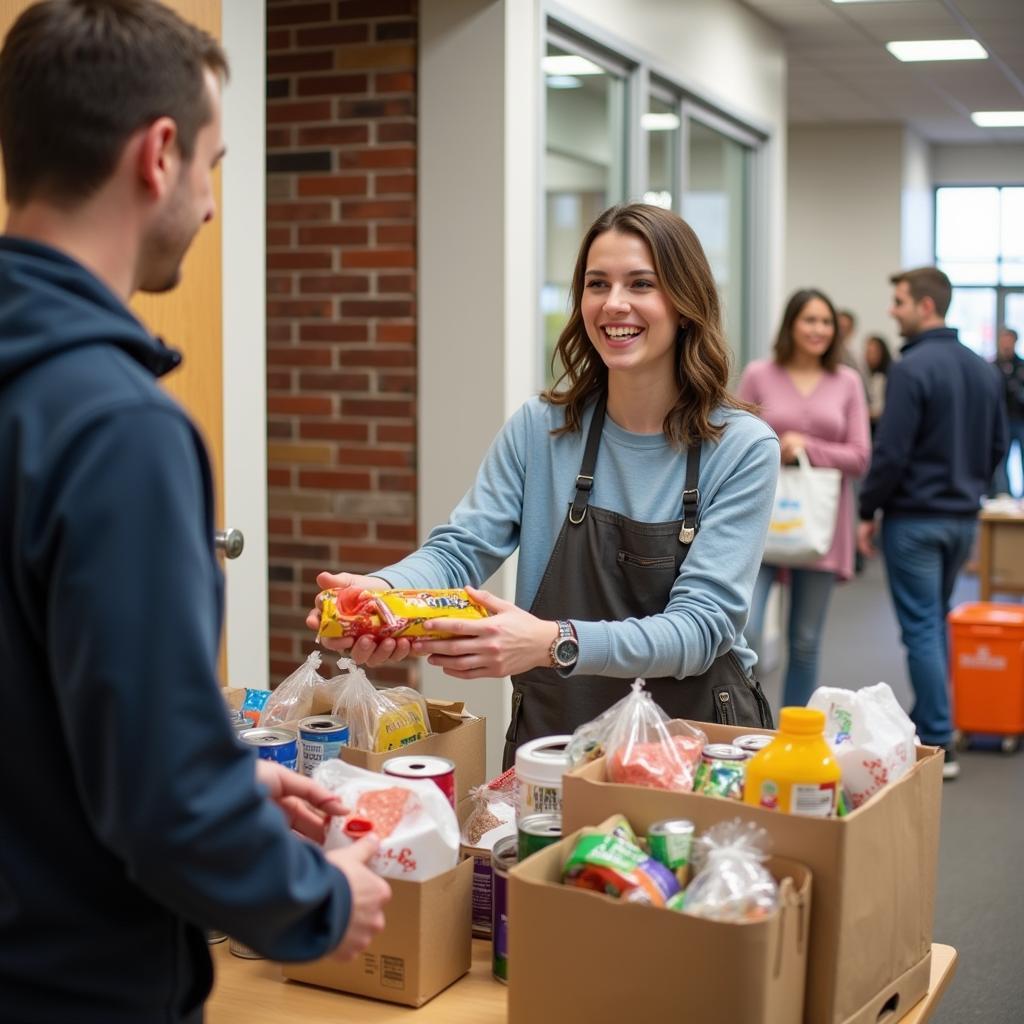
left=1001, top=327, right=1019, bottom=343
left=0, top=0, right=228, bottom=206
left=838, top=309, right=856, bottom=324
left=889, top=267, right=953, bottom=318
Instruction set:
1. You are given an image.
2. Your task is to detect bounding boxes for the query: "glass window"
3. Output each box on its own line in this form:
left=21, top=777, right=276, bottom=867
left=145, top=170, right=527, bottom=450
left=947, top=288, right=997, bottom=358
left=936, top=187, right=999, bottom=284
left=683, top=118, right=749, bottom=363
left=543, top=42, right=626, bottom=380
left=643, top=94, right=678, bottom=210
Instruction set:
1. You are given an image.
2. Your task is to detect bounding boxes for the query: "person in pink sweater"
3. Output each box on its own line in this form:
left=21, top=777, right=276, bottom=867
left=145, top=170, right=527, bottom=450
left=738, top=289, right=871, bottom=707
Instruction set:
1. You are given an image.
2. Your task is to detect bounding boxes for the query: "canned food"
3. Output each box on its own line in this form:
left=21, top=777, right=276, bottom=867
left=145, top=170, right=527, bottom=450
left=647, top=819, right=695, bottom=885
left=734, top=733, right=773, bottom=755
left=228, top=937, right=264, bottom=960
left=693, top=743, right=747, bottom=800
left=297, top=715, right=349, bottom=777
left=239, top=727, right=299, bottom=771
left=227, top=708, right=252, bottom=735
left=382, top=755, right=457, bottom=808
left=517, top=812, right=562, bottom=861
left=491, top=835, right=518, bottom=984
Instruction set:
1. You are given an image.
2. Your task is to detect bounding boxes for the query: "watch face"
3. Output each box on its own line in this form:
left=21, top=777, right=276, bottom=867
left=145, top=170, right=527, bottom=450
left=555, top=638, right=578, bottom=665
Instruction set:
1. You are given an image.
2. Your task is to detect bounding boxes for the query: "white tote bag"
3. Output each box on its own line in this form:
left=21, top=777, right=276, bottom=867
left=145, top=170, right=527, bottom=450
left=763, top=449, right=841, bottom=566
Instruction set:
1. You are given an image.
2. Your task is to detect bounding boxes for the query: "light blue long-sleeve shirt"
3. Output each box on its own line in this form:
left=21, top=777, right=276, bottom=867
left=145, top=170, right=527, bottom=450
left=378, top=396, right=780, bottom=680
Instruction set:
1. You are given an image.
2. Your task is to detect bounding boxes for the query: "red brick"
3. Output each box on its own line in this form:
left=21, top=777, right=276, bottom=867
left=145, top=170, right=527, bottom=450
left=269, top=540, right=333, bottom=560
left=376, top=223, right=415, bottom=244
left=268, top=395, right=333, bottom=415
left=268, top=322, right=294, bottom=343
left=267, top=3, right=331, bottom=28
left=378, top=274, right=415, bottom=294
left=298, top=74, right=369, bottom=96
left=295, top=23, right=368, bottom=46
left=337, top=1, right=413, bottom=20
left=341, top=199, right=413, bottom=219
left=376, top=122, right=416, bottom=143
left=339, top=346, right=415, bottom=367
left=297, top=175, right=368, bottom=197
left=267, top=299, right=333, bottom=319
left=378, top=473, right=417, bottom=492
left=297, top=224, right=368, bottom=245
left=377, top=423, right=416, bottom=444
left=299, top=421, right=370, bottom=442
left=266, top=127, right=293, bottom=149
left=375, top=323, right=416, bottom=343
left=267, top=418, right=294, bottom=438
left=302, top=519, right=371, bottom=539
left=270, top=656, right=303, bottom=679
left=338, top=97, right=413, bottom=119
left=268, top=467, right=292, bottom=487
left=377, top=173, right=416, bottom=195
left=267, top=29, right=291, bottom=51
left=298, top=371, right=372, bottom=391
left=268, top=250, right=335, bottom=272
left=339, top=147, right=414, bottom=169
left=379, top=372, right=415, bottom=393
left=299, top=274, right=369, bottom=294
left=341, top=299, right=414, bottom=318
left=378, top=522, right=417, bottom=541
left=267, top=367, right=294, bottom=389
left=267, top=274, right=294, bottom=296
left=341, top=248, right=414, bottom=268
left=267, top=100, right=333, bottom=124
left=268, top=345, right=333, bottom=367
left=376, top=72, right=415, bottom=94
left=268, top=586, right=298, bottom=607
left=337, top=446, right=412, bottom=468
left=267, top=201, right=333, bottom=222
left=341, top=397, right=415, bottom=418
left=297, top=124, right=369, bottom=146
left=339, top=543, right=415, bottom=564
left=268, top=517, right=294, bottom=536
left=299, top=323, right=367, bottom=343
left=267, top=51, right=334, bottom=75
left=269, top=633, right=296, bottom=654
left=266, top=225, right=293, bottom=246
left=299, top=470, right=373, bottom=490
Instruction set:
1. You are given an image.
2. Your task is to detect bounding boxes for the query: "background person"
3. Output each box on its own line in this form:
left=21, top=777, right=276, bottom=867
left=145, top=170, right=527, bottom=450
left=991, top=326, right=1024, bottom=497
left=0, top=3, right=389, bottom=1021
left=864, top=333, right=892, bottom=437
left=738, top=289, right=871, bottom=708
left=858, top=267, right=1007, bottom=780
left=309, top=203, right=779, bottom=767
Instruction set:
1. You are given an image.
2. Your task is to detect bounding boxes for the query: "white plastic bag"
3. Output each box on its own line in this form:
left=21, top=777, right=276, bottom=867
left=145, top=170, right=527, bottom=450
left=259, top=651, right=324, bottom=728
left=316, top=760, right=459, bottom=881
left=807, top=682, right=918, bottom=810
left=330, top=658, right=430, bottom=752
left=763, top=449, right=841, bottom=566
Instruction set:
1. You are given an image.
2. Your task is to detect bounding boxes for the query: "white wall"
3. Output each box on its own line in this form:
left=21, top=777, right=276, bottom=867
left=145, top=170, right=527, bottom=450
left=901, top=130, right=934, bottom=270
left=221, top=0, right=268, bottom=688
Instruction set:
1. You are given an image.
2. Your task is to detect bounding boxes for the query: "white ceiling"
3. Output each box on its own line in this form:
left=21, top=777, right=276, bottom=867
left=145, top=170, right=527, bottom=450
left=741, top=0, right=1024, bottom=143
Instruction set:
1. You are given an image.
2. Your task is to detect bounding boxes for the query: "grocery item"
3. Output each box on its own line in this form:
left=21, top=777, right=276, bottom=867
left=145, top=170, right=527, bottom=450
left=330, top=659, right=430, bottom=752
left=692, top=743, right=747, bottom=800
left=461, top=772, right=517, bottom=939
left=734, top=733, right=772, bottom=754
left=492, top=835, right=517, bottom=983
left=227, top=708, right=252, bottom=735
left=743, top=706, right=841, bottom=817
left=515, top=735, right=570, bottom=821
left=562, top=832, right=680, bottom=907
left=317, top=587, right=488, bottom=641
left=383, top=755, right=456, bottom=809
left=682, top=819, right=778, bottom=922
left=240, top=727, right=298, bottom=771
left=517, top=813, right=562, bottom=861
left=608, top=732, right=705, bottom=791
left=259, top=651, right=326, bottom=728
left=807, top=682, right=917, bottom=809
left=297, top=715, right=349, bottom=777
left=237, top=687, right=270, bottom=726
left=646, top=819, right=695, bottom=886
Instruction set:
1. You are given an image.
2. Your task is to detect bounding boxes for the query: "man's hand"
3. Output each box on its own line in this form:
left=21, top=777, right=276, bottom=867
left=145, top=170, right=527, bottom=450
left=857, top=520, right=878, bottom=559
left=255, top=759, right=346, bottom=844
left=411, top=587, right=558, bottom=679
left=326, top=838, right=391, bottom=960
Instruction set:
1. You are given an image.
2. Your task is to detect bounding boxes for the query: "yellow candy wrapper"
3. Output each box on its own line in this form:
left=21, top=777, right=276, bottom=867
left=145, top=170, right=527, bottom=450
left=318, top=587, right=489, bottom=642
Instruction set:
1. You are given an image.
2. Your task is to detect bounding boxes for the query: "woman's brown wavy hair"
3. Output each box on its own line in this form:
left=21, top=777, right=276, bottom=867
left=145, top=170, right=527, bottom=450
left=772, top=288, right=841, bottom=371
left=542, top=203, right=751, bottom=447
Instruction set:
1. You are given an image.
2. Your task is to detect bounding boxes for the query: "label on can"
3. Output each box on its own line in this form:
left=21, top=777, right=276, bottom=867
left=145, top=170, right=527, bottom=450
left=517, top=813, right=562, bottom=861
left=298, top=716, right=349, bottom=777
left=491, top=835, right=517, bottom=983
left=382, top=755, right=457, bottom=809
left=469, top=852, right=493, bottom=939
left=647, top=822, right=694, bottom=873
left=240, top=728, right=298, bottom=772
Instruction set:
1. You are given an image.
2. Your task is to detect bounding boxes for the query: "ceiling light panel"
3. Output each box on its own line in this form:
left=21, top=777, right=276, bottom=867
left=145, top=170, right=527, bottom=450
left=886, top=39, right=988, bottom=62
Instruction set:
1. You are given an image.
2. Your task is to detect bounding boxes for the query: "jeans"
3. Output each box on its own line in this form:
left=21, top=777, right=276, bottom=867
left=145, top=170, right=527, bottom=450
left=881, top=516, right=976, bottom=746
left=745, top=564, right=836, bottom=709
left=991, top=417, right=1024, bottom=497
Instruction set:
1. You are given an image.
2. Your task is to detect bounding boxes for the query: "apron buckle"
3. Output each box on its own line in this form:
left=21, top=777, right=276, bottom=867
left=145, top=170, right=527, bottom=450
left=679, top=524, right=695, bottom=544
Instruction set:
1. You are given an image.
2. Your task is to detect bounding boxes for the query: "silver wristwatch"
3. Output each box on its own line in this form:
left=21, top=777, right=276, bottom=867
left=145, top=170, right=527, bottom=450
left=549, top=620, right=579, bottom=669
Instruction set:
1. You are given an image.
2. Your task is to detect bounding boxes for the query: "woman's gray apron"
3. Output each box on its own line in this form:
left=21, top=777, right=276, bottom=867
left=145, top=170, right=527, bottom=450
left=503, top=394, right=772, bottom=769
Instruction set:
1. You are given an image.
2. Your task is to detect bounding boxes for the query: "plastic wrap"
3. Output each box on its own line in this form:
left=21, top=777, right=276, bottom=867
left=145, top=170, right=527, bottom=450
left=330, top=658, right=430, bottom=752
left=258, top=651, right=325, bottom=728
left=317, top=587, right=487, bottom=641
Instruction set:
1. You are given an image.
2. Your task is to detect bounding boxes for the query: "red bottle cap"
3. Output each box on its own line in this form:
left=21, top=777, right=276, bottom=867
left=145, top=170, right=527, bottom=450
left=343, top=816, right=375, bottom=839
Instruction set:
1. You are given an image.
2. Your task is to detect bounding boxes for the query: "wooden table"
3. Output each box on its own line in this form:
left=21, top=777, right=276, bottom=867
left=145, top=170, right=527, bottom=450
left=206, top=939, right=957, bottom=1023
left=977, top=507, right=1024, bottom=601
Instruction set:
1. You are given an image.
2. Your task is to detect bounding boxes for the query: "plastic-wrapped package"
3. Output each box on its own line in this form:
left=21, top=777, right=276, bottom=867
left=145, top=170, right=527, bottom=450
left=807, top=682, right=918, bottom=809
left=258, top=651, right=325, bottom=728
left=460, top=780, right=516, bottom=851
left=317, top=588, right=487, bottom=641
left=317, top=760, right=459, bottom=881
left=681, top=819, right=778, bottom=922
left=330, top=658, right=430, bottom=752
left=576, top=680, right=705, bottom=791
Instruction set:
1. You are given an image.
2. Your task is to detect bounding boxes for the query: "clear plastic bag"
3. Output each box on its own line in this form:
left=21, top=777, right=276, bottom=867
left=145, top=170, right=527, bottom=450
left=459, top=779, right=516, bottom=851
left=258, top=651, right=325, bottom=728
left=573, top=679, right=705, bottom=791
left=807, top=682, right=918, bottom=810
left=330, top=658, right=431, bottom=752
left=682, top=819, right=779, bottom=922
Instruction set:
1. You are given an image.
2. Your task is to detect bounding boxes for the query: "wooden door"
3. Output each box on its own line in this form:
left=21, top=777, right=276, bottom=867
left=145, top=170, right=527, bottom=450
left=0, top=0, right=227, bottom=672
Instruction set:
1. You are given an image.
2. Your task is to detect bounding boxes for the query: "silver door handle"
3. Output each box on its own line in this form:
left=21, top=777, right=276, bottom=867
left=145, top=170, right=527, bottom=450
left=214, top=528, right=245, bottom=559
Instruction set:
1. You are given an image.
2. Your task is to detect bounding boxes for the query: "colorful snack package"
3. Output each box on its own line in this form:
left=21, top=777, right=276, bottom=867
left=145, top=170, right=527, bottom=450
left=562, top=831, right=681, bottom=907
left=317, top=587, right=489, bottom=642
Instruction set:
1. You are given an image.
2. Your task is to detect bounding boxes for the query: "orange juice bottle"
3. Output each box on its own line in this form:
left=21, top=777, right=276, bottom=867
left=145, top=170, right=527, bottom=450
left=743, top=707, right=841, bottom=817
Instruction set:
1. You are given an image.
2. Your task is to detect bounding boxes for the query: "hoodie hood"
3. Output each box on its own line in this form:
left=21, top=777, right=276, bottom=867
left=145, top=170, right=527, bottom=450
left=0, top=235, right=181, bottom=386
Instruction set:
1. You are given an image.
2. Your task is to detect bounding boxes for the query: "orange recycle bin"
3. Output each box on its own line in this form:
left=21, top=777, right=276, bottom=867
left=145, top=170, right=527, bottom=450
left=948, top=602, right=1024, bottom=752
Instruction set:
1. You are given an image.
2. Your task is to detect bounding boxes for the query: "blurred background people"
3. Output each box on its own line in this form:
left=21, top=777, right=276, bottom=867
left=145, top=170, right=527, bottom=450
left=739, top=289, right=871, bottom=708
left=991, top=326, right=1024, bottom=497
left=864, top=333, right=892, bottom=437
left=836, top=307, right=863, bottom=377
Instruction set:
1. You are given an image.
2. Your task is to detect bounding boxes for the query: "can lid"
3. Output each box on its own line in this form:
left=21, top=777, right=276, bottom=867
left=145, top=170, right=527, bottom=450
left=343, top=816, right=375, bottom=839
left=382, top=755, right=455, bottom=776
left=779, top=706, right=826, bottom=735
left=515, top=735, right=571, bottom=786
left=702, top=743, right=746, bottom=761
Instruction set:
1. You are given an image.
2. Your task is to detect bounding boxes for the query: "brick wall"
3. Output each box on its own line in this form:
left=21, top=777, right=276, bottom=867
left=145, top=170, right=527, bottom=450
left=266, top=0, right=418, bottom=686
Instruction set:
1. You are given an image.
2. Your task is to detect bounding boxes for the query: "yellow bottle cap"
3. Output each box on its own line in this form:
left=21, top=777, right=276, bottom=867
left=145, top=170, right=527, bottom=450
left=779, top=706, right=826, bottom=735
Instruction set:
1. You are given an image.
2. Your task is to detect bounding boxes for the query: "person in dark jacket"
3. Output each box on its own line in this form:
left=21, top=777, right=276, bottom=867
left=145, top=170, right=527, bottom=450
left=991, top=326, right=1024, bottom=496
left=857, top=267, right=1007, bottom=780
left=0, top=3, right=389, bottom=1022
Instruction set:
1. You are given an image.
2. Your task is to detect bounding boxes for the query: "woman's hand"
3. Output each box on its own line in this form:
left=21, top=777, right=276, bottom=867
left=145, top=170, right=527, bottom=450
left=255, top=759, right=347, bottom=844
left=411, top=586, right=558, bottom=679
left=779, top=431, right=807, bottom=463
left=305, top=571, right=414, bottom=664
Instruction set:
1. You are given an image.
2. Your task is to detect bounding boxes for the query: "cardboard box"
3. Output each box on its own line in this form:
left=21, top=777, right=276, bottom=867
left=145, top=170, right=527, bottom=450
left=282, top=857, right=473, bottom=1007
left=508, top=819, right=811, bottom=1024
left=562, top=722, right=943, bottom=1024
left=223, top=688, right=486, bottom=804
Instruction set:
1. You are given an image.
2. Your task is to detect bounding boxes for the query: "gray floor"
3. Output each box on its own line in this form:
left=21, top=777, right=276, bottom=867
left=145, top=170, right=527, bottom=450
left=757, top=558, right=1024, bottom=1023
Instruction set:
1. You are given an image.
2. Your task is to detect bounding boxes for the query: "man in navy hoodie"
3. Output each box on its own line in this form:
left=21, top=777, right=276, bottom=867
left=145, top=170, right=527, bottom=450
left=858, top=267, right=1006, bottom=780
left=0, top=2, right=389, bottom=1021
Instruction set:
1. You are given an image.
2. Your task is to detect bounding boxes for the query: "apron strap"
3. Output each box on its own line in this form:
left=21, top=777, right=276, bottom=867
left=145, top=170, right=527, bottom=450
left=569, top=392, right=607, bottom=525
left=679, top=441, right=702, bottom=544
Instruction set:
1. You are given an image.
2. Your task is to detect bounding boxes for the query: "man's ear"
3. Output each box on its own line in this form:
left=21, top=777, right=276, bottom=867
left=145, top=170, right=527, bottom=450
left=136, top=116, right=179, bottom=199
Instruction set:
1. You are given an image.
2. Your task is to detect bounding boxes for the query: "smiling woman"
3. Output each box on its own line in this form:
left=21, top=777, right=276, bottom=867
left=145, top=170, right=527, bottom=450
left=310, top=203, right=780, bottom=768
